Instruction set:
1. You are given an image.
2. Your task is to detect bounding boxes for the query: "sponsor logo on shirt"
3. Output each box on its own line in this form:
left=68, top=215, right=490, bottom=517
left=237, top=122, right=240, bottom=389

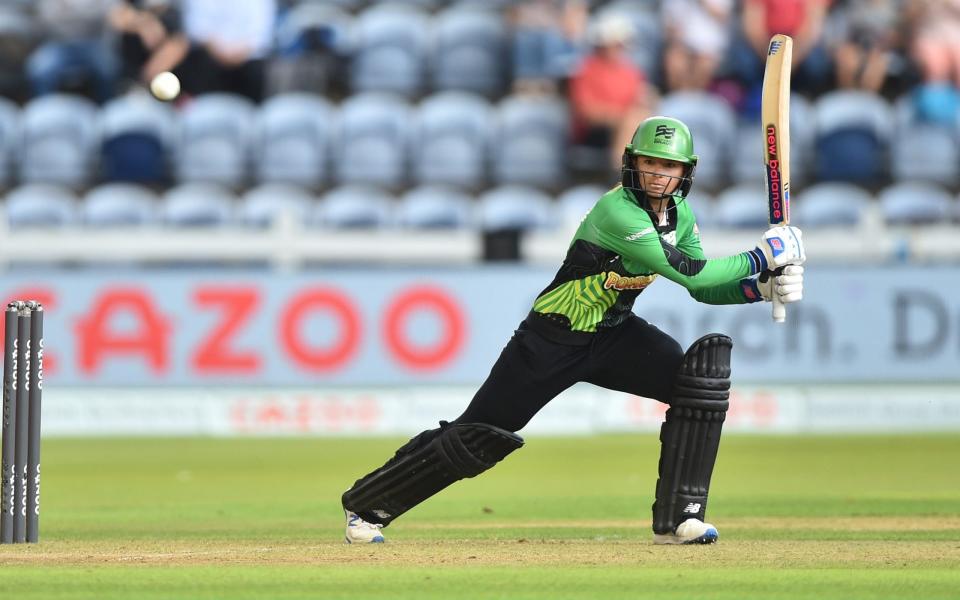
left=603, top=271, right=657, bottom=291
left=624, top=226, right=655, bottom=241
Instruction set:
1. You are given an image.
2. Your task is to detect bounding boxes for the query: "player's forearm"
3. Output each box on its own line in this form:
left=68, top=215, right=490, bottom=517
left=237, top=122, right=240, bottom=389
left=655, top=250, right=762, bottom=292
left=690, top=278, right=763, bottom=305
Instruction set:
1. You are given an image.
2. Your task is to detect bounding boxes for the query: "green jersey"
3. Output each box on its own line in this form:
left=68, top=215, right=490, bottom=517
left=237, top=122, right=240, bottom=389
left=531, top=186, right=764, bottom=338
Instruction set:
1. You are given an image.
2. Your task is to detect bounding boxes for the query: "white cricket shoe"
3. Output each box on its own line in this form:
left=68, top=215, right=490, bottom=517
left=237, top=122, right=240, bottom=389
left=652, top=518, right=719, bottom=545
left=344, top=509, right=385, bottom=544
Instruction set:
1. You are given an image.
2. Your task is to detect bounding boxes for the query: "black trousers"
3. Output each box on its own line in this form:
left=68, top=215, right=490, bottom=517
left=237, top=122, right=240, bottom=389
left=454, top=315, right=685, bottom=433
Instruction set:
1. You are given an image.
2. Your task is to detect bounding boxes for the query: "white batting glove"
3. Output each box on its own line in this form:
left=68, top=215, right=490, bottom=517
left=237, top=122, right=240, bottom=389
left=758, top=265, right=804, bottom=304
left=756, top=225, right=805, bottom=270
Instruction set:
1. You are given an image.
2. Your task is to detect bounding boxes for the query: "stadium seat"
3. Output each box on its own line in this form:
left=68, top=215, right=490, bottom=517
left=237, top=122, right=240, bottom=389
left=878, top=181, right=953, bottom=226
left=0, top=96, right=19, bottom=188
left=83, top=183, right=159, bottom=227
left=4, top=183, right=78, bottom=227
left=657, top=91, right=737, bottom=190
left=732, top=95, right=814, bottom=185
left=431, top=6, right=508, bottom=97
left=493, top=94, right=570, bottom=190
left=713, top=183, right=768, bottom=229
left=683, top=189, right=717, bottom=229
left=175, top=93, right=256, bottom=188
left=792, top=182, right=871, bottom=228
left=99, top=93, right=176, bottom=185
left=413, top=91, right=493, bottom=190
left=162, top=182, right=236, bottom=227
left=813, top=91, right=894, bottom=185
left=592, top=0, right=663, bottom=76
left=351, top=4, right=429, bottom=98
left=557, top=183, right=606, bottom=226
left=314, top=184, right=394, bottom=228
left=255, top=93, right=335, bottom=189
left=397, top=184, right=474, bottom=229
left=478, top=184, right=555, bottom=231
left=20, top=94, right=98, bottom=188
left=891, top=95, right=960, bottom=188
left=240, top=183, right=315, bottom=228
left=335, top=93, right=412, bottom=189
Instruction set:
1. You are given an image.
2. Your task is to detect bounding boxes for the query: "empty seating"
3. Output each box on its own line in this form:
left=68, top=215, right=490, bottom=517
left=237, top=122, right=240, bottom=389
left=175, top=93, right=256, bottom=188
left=351, top=4, right=429, bottom=97
left=255, top=93, right=335, bottom=188
left=335, top=92, right=412, bottom=188
left=712, top=183, right=768, bottom=229
left=793, top=183, right=871, bottom=227
left=4, top=183, right=78, bottom=226
left=431, top=6, right=508, bottom=97
left=557, top=183, right=606, bottom=226
left=162, top=182, right=235, bottom=227
left=813, top=90, right=894, bottom=185
left=413, top=91, right=492, bottom=190
left=879, top=181, right=953, bottom=226
left=99, top=93, right=176, bottom=185
left=397, top=184, right=474, bottom=229
left=20, top=94, right=98, bottom=188
left=493, top=94, right=569, bottom=189
left=83, top=183, right=159, bottom=226
left=314, top=184, right=394, bottom=228
left=891, top=95, right=960, bottom=188
left=478, top=184, right=554, bottom=230
left=240, top=183, right=315, bottom=227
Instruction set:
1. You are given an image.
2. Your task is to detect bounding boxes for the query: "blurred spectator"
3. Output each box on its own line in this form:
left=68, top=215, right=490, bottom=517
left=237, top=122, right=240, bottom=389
left=107, top=0, right=182, bottom=92
left=827, top=0, right=901, bottom=93
left=732, top=0, right=833, bottom=98
left=509, top=0, right=588, bottom=93
left=142, top=0, right=277, bottom=102
left=662, top=0, right=734, bottom=92
left=904, top=0, right=960, bottom=124
left=569, top=15, right=651, bottom=169
left=26, top=0, right=119, bottom=102
left=0, top=5, right=39, bottom=102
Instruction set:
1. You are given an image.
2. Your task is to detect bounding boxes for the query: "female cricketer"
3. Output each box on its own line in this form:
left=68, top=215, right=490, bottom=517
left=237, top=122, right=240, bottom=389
left=341, top=116, right=806, bottom=545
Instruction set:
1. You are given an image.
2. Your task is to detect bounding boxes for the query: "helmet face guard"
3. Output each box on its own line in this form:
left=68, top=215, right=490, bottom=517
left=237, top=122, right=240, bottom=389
left=621, top=116, right=698, bottom=209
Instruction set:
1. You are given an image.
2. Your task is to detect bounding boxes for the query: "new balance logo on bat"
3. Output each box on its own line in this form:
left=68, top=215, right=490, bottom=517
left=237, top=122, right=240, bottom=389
left=769, top=40, right=782, bottom=55
left=683, top=503, right=702, bottom=514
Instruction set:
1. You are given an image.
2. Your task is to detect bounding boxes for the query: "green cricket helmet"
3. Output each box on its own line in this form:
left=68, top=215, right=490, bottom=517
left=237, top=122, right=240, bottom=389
left=621, top=116, right=699, bottom=203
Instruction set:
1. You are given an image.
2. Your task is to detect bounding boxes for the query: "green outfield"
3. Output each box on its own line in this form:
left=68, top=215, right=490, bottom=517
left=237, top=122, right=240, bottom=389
left=1, top=434, right=959, bottom=599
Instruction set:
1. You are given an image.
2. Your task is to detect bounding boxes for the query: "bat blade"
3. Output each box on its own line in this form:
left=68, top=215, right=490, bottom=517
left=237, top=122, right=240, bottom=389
left=761, top=34, right=793, bottom=323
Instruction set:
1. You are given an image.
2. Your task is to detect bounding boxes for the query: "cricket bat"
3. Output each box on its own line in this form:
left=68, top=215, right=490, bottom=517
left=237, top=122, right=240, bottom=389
left=761, top=34, right=792, bottom=323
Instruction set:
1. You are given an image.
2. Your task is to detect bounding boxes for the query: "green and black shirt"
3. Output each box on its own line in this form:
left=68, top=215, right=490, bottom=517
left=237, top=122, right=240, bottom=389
left=529, top=185, right=765, bottom=343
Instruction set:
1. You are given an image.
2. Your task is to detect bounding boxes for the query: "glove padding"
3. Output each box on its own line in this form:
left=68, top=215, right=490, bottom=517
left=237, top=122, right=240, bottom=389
left=758, top=265, right=804, bottom=304
left=756, top=225, right=805, bottom=269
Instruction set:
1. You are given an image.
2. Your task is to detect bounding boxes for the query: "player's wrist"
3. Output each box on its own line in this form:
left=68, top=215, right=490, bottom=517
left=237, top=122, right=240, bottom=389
left=745, top=248, right=768, bottom=274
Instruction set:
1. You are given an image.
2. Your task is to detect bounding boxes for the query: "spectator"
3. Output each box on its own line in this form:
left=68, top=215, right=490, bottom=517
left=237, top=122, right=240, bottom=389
left=904, top=0, right=960, bottom=124
left=26, top=0, right=119, bottom=102
left=732, top=0, right=833, bottom=97
left=141, top=0, right=277, bottom=102
left=827, top=0, right=901, bottom=93
left=509, top=0, right=588, bottom=94
left=107, top=0, right=182, bottom=92
left=662, top=0, right=734, bottom=92
left=0, top=5, right=39, bottom=102
left=569, top=15, right=652, bottom=169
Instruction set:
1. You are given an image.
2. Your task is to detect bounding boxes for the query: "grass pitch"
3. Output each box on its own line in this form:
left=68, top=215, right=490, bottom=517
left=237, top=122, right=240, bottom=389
left=1, top=434, right=959, bottom=599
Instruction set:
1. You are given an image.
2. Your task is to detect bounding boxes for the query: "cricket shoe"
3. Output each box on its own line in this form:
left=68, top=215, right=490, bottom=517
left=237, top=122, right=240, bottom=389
left=344, top=509, right=385, bottom=544
left=652, top=518, right=718, bottom=545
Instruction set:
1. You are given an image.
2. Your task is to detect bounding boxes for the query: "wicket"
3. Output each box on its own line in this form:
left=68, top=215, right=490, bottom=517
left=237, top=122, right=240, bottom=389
left=1, top=301, right=43, bottom=544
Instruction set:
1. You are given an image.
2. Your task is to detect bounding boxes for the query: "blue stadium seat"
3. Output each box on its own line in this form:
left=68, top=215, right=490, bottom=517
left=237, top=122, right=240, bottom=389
left=397, top=184, right=474, bottom=229
left=275, top=2, right=353, bottom=57
left=83, top=183, right=159, bottom=227
left=335, top=93, right=412, bottom=189
left=732, top=95, right=814, bottom=185
left=657, top=91, right=736, bottom=190
left=162, top=182, right=235, bottom=227
left=713, top=183, right=768, bottom=229
left=255, top=93, right=335, bottom=189
left=683, top=190, right=717, bottom=229
left=793, top=183, right=871, bottom=228
left=99, top=93, right=176, bottom=185
left=413, top=92, right=493, bottom=190
left=20, top=94, right=98, bottom=188
left=879, top=181, right=953, bottom=226
left=493, top=94, right=569, bottom=189
left=431, top=6, right=508, bottom=98
left=557, top=184, right=606, bottom=226
left=478, top=184, right=555, bottom=231
left=314, top=184, right=394, bottom=228
left=0, top=96, right=19, bottom=188
left=891, top=95, right=960, bottom=188
left=351, top=4, right=429, bottom=98
left=813, top=91, right=893, bottom=185
left=240, top=183, right=315, bottom=228
left=175, top=93, right=256, bottom=188
left=4, top=183, right=78, bottom=227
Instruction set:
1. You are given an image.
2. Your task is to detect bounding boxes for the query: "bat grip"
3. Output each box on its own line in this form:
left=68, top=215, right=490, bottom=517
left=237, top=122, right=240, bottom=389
left=772, top=295, right=786, bottom=323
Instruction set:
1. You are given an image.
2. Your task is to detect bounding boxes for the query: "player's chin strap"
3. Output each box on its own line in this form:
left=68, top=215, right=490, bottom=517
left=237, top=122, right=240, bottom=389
left=652, top=333, right=732, bottom=534
left=342, top=422, right=523, bottom=526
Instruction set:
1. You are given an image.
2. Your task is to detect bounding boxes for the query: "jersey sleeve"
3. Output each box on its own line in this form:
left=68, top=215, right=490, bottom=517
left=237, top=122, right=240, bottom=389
left=592, top=207, right=764, bottom=293
left=675, top=209, right=762, bottom=304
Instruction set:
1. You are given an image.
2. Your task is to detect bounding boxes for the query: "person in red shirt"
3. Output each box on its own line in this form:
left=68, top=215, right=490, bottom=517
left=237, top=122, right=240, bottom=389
left=568, top=15, right=652, bottom=169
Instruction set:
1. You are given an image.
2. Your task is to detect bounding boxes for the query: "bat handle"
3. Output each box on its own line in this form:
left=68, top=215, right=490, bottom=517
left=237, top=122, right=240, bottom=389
left=772, top=295, right=786, bottom=323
